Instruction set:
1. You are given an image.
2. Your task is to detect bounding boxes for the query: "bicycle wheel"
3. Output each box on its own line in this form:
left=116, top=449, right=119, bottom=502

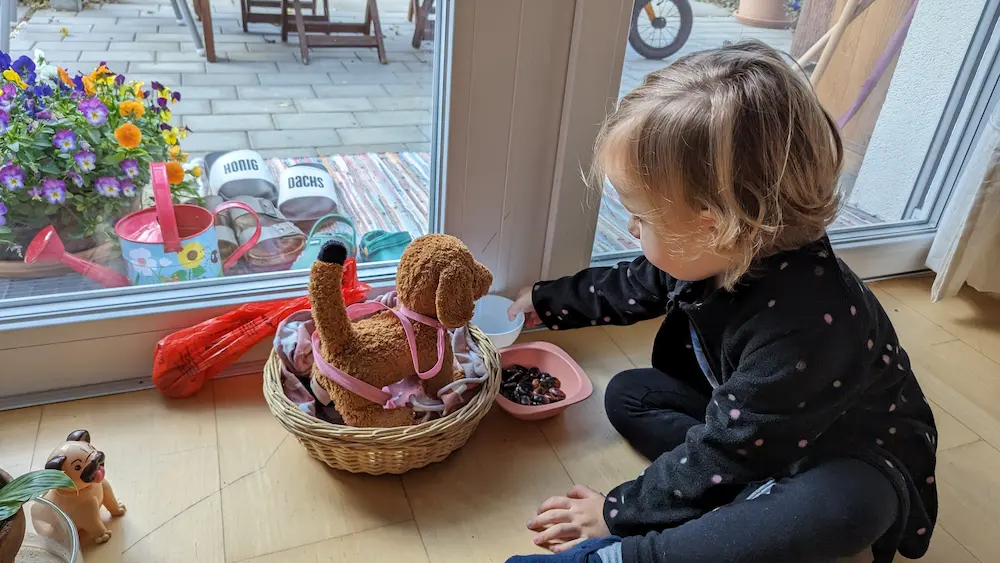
left=628, top=0, right=693, bottom=60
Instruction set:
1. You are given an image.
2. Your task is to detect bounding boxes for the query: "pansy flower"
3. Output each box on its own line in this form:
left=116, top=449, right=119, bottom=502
left=0, top=52, right=10, bottom=71
left=28, top=186, right=44, bottom=201
left=74, top=150, right=96, bottom=172
left=0, top=202, right=7, bottom=227
left=120, top=181, right=136, bottom=198
left=11, top=56, right=36, bottom=85
left=42, top=178, right=67, bottom=204
left=171, top=91, right=181, bottom=103
left=32, top=83, right=53, bottom=97
left=53, top=129, right=77, bottom=152
left=120, top=159, right=140, bottom=179
left=66, top=171, right=83, bottom=188
left=95, top=177, right=120, bottom=198
left=0, top=109, right=8, bottom=135
left=77, top=97, right=109, bottom=126
left=0, top=164, right=25, bottom=191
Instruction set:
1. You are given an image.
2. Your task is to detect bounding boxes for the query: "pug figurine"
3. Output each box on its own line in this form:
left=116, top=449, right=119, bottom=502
left=42, top=430, right=126, bottom=544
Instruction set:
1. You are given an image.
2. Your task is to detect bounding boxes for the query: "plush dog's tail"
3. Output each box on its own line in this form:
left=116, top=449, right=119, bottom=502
left=309, top=242, right=355, bottom=357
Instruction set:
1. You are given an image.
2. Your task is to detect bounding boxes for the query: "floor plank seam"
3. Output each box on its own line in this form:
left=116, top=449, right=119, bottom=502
left=221, top=434, right=290, bottom=489
left=228, top=518, right=418, bottom=563
left=214, top=384, right=230, bottom=563
left=121, top=490, right=218, bottom=554
left=398, top=481, right=432, bottom=563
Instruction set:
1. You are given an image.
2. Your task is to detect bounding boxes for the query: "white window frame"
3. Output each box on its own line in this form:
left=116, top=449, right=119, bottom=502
left=544, top=0, right=1000, bottom=282
left=0, top=0, right=586, bottom=406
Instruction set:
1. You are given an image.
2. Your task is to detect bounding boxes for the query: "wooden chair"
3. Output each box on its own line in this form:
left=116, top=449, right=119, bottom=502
left=278, top=0, right=387, bottom=65
left=408, top=0, right=434, bottom=49
left=241, top=0, right=328, bottom=32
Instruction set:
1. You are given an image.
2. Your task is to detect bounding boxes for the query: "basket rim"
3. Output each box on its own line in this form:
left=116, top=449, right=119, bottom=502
left=263, top=323, right=501, bottom=444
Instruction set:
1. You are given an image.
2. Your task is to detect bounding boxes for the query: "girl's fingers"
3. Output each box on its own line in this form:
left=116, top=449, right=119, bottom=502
left=567, top=484, right=597, bottom=499
left=536, top=496, right=572, bottom=514
left=533, top=523, right=582, bottom=546
left=550, top=537, right=586, bottom=554
left=526, top=509, right=572, bottom=530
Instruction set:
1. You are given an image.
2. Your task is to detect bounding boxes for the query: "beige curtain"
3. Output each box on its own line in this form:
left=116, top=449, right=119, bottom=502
left=927, top=103, right=1000, bottom=301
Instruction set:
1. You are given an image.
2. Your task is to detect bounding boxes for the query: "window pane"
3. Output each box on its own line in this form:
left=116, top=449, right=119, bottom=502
left=1, top=0, right=441, bottom=302
left=593, top=0, right=986, bottom=259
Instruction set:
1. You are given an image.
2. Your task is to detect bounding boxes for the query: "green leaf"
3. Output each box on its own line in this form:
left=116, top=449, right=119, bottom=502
left=0, top=470, right=75, bottom=520
left=8, top=142, right=19, bottom=153
left=86, top=129, right=101, bottom=145
left=39, top=162, right=61, bottom=175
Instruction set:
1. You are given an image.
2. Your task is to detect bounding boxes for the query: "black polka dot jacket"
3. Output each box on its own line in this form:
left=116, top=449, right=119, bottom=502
left=531, top=237, right=937, bottom=563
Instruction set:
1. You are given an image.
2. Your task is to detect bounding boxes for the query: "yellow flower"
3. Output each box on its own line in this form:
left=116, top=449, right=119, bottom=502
left=179, top=127, right=188, bottom=140
left=169, top=145, right=182, bottom=159
left=89, top=64, right=113, bottom=85
left=133, top=81, right=145, bottom=99
left=179, top=152, right=189, bottom=163
left=178, top=241, right=205, bottom=269
left=162, top=127, right=178, bottom=146
left=114, top=123, right=142, bottom=149
left=165, top=161, right=186, bottom=185
left=190, top=165, right=202, bottom=179
left=159, top=109, right=172, bottom=123
left=119, top=100, right=145, bottom=119
left=60, top=27, right=68, bottom=37
left=3, top=69, right=27, bottom=90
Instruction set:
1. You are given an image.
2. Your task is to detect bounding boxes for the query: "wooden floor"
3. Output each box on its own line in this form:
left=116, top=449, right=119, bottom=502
left=1, top=276, right=997, bottom=563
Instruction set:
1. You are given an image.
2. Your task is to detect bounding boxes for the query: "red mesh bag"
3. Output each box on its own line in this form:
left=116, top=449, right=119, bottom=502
left=152, top=258, right=369, bottom=398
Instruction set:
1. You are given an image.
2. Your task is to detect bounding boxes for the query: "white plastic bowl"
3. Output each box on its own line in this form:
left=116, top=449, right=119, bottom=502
left=472, top=294, right=524, bottom=349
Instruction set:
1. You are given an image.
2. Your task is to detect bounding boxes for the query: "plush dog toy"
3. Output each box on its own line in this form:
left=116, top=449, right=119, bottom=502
left=310, top=234, right=492, bottom=428
left=42, top=430, right=125, bottom=544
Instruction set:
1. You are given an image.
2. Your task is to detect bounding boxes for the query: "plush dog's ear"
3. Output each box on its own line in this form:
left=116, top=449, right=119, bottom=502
left=67, top=429, right=91, bottom=443
left=435, top=261, right=493, bottom=330
left=45, top=456, right=67, bottom=471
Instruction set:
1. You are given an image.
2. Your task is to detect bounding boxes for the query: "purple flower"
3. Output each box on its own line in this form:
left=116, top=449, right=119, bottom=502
left=66, top=171, right=83, bottom=187
left=53, top=129, right=78, bottom=152
left=157, top=97, right=167, bottom=109
left=12, top=56, right=36, bottom=85
left=95, top=177, right=120, bottom=198
left=115, top=74, right=126, bottom=86
left=42, top=178, right=67, bottom=204
left=0, top=109, right=8, bottom=135
left=74, top=151, right=96, bottom=172
left=36, top=110, right=52, bottom=120
left=0, top=201, right=6, bottom=227
left=120, top=159, right=140, bottom=178
left=159, top=123, right=172, bottom=131
left=0, top=164, right=25, bottom=191
left=120, top=181, right=136, bottom=198
left=0, top=52, right=10, bottom=71
left=77, top=97, right=109, bottom=126
left=1, top=84, right=15, bottom=98
left=171, top=92, right=181, bottom=103
left=28, top=186, right=43, bottom=201
left=151, top=81, right=163, bottom=92
left=32, top=84, right=53, bottom=98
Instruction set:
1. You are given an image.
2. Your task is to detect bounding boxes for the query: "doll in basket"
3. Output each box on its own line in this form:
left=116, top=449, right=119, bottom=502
left=309, top=234, right=493, bottom=428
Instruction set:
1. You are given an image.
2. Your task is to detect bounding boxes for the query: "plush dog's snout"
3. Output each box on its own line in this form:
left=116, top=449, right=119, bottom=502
left=318, top=241, right=348, bottom=265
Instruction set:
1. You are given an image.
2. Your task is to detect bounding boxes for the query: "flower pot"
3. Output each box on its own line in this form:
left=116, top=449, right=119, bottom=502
left=0, top=470, right=27, bottom=563
left=735, top=0, right=793, bottom=29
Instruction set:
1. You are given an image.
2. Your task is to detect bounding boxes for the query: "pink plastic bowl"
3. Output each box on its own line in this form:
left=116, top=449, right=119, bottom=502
left=495, top=342, right=594, bottom=420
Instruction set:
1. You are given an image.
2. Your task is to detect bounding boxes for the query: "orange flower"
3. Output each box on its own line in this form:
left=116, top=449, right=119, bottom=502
left=119, top=101, right=145, bottom=119
left=165, top=162, right=185, bottom=185
left=133, top=82, right=146, bottom=99
left=114, top=123, right=142, bottom=149
left=81, top=76, right=96, bottom=96
left=168, top=145, right=181, bottom=160
left=57, top=67, right=73, bottom=88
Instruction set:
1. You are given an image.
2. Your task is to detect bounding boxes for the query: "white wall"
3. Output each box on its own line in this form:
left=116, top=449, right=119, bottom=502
left=849, top=0, right=986, bottom=221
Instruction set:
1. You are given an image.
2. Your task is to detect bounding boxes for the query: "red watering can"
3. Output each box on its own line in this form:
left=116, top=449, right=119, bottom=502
left=26, top=163, right=262, bottom=287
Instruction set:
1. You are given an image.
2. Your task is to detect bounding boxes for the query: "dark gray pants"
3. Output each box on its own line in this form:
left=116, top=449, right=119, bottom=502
left=604, top=368, right=899, bottom=563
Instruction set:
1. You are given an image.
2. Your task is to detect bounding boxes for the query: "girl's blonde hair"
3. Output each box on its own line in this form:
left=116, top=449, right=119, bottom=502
left=593, top=39, right=843, bottom=288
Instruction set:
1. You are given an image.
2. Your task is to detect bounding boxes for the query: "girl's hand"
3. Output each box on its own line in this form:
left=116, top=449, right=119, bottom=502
left=527, top=485, right=611, bottom=553
left=508, top=286, right=541, bottom=328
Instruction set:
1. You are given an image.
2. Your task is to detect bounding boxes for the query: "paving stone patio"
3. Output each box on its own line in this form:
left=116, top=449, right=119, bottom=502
left=7, top=0, right=792, bottom=159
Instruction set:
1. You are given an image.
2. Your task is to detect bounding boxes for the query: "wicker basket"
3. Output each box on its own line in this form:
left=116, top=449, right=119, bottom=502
left=263, top=324, right=501, bottom=474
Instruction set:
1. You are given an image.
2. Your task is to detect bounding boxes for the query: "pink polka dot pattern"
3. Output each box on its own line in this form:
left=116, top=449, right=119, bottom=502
left=603, top=316, right=611, bottom=322
left=552, top=325, right=559, bottom=330
left=850, top=306, right=857, bottom=316
left=628, top=298, right=636, bottom=305
left=729, top=409, right=741, bottom=420
left=590, top=320, right=597, bottom=326
left=545, top=311, right=552, bottom=317
left=916, top=528, right=927, bottom=536
left=561, top=309, right=569, bottom=315
left=889, top=427, right=897, bottom=435
left=876, top=438, right=884, bottom=446
left=609, top=509, right=619, bottom=518
left=883, top=354, right=891, bottom=364
left=833, top=380, right=842, bottom=388
left=824, top=313, right=833, bottom=324
left=867, top=339, right=874, bottom=350
left=798, top=439, right=808, bottom=448
left=889, top=403, right=896, bottom=412
left=608, top=496, right=617, bottom=503
left=926, top=476, right=935, bottom=484
left=754, top=439, right=764, bottom=447
left=711, top=475, right=723, bottom=484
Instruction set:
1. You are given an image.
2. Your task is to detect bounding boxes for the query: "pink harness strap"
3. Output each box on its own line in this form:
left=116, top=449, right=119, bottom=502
left=311, top=301, right=447, bottom=409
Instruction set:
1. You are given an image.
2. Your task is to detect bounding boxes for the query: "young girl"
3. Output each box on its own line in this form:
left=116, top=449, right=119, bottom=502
left=506, top=40, right=937, bottom=563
